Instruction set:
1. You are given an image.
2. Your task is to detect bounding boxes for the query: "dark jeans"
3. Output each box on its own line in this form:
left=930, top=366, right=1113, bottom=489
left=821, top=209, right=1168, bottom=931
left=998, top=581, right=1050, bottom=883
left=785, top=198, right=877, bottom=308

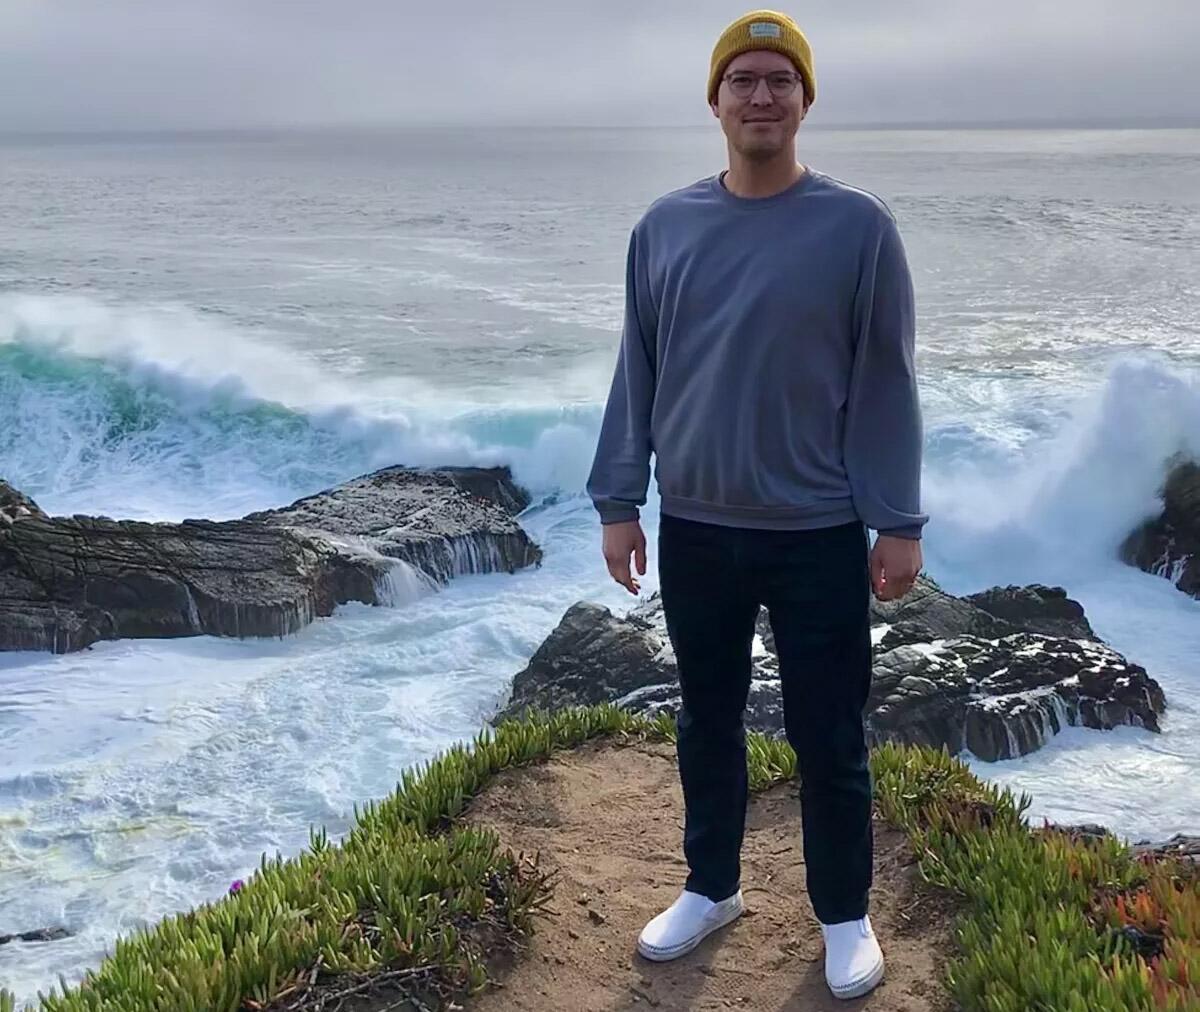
left=656, top=511, right=874, bottom=925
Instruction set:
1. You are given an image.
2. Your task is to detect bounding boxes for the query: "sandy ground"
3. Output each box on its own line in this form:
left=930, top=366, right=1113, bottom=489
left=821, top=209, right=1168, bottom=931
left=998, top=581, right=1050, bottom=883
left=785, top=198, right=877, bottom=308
left=458, top=736, right=963, bottom=1012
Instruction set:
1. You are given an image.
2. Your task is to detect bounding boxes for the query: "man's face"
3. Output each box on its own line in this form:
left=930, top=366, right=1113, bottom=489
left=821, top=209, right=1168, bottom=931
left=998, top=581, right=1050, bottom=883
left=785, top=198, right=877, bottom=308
left=711, top=49, right=810, bottom=161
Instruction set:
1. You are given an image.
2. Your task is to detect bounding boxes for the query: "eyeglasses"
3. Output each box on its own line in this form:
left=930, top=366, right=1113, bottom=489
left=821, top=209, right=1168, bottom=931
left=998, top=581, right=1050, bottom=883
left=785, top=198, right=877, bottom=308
left=722, top=70, right=803, bottom=99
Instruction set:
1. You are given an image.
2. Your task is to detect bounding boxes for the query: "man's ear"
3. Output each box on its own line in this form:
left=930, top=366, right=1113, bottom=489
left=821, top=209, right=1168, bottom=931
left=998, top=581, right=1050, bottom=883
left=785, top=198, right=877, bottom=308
left=710, top=99, right=720, bottom=119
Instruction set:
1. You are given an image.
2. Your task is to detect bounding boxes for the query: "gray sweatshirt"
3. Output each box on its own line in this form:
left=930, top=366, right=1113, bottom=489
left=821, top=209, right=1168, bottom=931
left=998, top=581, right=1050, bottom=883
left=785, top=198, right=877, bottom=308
left=585, top=166, right=928, bottom=540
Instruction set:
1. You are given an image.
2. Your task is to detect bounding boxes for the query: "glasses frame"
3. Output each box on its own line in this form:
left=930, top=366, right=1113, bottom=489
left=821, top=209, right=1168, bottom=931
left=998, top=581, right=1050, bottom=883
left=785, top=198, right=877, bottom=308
left=721, top=70, right=805, bottom=100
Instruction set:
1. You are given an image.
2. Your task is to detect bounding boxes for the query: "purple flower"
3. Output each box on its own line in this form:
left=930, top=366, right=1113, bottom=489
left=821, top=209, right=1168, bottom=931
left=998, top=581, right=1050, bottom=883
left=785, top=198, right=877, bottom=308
left=229, top=879, right=244, bottom=895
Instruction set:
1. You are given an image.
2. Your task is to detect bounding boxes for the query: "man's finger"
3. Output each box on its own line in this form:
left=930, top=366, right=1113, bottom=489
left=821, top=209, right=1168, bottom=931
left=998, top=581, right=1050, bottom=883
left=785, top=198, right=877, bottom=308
left=870, top=550, right=885, bottom=598
left=610, top=557, right=640, bottom=595
left=608, top=557, right=628, bottom=585
left=634, top=540, right=647, bottom=576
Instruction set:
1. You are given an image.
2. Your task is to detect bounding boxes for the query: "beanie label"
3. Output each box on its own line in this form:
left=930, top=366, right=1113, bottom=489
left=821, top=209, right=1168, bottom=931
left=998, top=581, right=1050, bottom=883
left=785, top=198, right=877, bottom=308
left=748, top=22, right=782, bottom=37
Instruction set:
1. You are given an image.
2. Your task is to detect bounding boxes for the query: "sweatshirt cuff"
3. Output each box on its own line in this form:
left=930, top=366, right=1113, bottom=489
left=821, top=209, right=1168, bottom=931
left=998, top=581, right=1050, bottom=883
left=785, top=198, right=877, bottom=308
left=596, top=504, right=640, bottom=525
left=875, top=524, right=923, bottom=540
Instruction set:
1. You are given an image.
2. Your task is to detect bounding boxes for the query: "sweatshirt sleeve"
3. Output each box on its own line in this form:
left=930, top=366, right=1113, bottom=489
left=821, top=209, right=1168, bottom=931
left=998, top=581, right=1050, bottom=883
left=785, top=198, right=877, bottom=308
left=844, top=211, right=929, bottom=540
left=586, top=224, right=658, bottom=525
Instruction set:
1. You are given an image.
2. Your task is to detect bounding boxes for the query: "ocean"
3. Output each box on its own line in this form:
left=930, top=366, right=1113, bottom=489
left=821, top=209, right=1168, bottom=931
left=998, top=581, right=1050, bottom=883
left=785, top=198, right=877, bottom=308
left=1, top=125, right=1198, bottom=1005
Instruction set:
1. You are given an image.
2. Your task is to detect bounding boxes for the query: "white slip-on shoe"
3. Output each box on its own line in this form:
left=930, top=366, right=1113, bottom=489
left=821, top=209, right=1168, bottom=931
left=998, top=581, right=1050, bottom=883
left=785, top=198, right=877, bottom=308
left=820, top=913, right=885, bottom=999
left=636, top=888, right=744, bottom=962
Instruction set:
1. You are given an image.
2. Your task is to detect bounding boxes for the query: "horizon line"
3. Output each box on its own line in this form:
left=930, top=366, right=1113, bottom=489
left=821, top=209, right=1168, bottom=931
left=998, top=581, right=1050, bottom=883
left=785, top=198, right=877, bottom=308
left=1, top=115, right=1198, bottom=138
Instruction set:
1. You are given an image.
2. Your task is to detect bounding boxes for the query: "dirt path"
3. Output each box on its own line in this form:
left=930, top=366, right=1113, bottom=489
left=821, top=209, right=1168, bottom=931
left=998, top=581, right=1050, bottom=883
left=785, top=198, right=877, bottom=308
left=459, top=736, right=962, bottom=1011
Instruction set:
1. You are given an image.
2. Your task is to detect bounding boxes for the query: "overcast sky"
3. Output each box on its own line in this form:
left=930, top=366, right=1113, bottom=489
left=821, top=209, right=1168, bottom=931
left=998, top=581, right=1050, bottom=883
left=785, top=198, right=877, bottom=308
left=2, top=0, right=1197, bottom=132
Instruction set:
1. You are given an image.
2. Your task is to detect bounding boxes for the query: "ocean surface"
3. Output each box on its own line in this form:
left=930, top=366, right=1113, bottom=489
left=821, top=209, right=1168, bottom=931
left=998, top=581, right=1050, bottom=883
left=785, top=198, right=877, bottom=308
left=1, top=125, right=1198, bottom=1005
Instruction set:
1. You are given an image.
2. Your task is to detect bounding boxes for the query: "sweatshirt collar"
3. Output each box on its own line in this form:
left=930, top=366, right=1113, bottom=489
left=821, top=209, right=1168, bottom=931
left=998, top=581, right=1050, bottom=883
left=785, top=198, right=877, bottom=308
left=710, top=165, right=819, bottom=208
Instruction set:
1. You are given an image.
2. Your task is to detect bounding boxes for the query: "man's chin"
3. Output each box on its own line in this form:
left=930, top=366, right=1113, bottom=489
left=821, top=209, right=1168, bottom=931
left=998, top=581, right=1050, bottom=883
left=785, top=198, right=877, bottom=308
left=734, top=140, right=786, bottom=162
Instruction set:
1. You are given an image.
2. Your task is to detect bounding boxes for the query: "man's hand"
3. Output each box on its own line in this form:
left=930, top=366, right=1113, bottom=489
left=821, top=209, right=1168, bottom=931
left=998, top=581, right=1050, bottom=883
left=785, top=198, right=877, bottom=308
left=602, top=519, right=646, bottom=595
left=870, top=534, right=922, bottom=601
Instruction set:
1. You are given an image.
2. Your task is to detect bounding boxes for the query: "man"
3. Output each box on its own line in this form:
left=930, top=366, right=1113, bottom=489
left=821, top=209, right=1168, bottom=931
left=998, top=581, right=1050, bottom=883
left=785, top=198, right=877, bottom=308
left=584, top=8, right=927, bottom=1002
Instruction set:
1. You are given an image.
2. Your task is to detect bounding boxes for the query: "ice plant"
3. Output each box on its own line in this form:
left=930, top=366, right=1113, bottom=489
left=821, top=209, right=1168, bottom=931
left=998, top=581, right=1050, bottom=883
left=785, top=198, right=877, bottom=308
left=10, top=703, right=1197, bottom=1012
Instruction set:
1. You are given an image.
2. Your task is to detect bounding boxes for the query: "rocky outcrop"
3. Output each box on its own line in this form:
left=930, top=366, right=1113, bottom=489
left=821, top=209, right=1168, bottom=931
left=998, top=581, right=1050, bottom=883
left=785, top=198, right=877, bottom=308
left=492, top=574, right=1165, bottom=763
left=962, top=584, right=1095, bottom=640
left=0, top=466, right=542, bottom=654
left=866, top=577, right=1096, bottom=649
left=0, top=927, right=71, bottom=945
left=1120, top=456, right=1200, bottom=599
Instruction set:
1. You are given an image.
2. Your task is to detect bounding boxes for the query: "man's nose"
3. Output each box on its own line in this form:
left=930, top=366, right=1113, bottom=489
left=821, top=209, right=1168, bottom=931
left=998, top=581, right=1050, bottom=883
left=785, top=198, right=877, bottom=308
left=749, top=77, right=774, bottom=103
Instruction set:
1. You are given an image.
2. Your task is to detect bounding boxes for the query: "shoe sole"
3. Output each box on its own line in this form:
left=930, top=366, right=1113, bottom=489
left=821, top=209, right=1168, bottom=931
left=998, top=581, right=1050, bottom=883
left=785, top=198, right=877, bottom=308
left=636, top=895, right=744, bottom=962
left=828, top=955, right=885, bottom=1000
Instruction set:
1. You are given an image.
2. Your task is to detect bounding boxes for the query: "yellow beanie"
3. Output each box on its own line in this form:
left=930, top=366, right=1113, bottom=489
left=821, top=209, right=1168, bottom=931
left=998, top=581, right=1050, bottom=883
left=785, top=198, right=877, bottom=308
left=707, top=10, right=816, bottom=107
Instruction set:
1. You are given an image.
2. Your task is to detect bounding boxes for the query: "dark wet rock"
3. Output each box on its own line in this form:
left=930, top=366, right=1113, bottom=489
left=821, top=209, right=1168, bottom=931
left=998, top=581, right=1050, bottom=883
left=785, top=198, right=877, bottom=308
left=492, top=581, right=1165, bottom=763
left=1130, top=833, right=1200, bottom=866
left=1038, top=822, right=1115, bottom=843
left=964, top=584, right=1096, bottom=640
left=869, top=574, right=1009, bottom=646
left=0, top=479, right=48, bottom=526
left=870, top=629, right=1164, bottom=762
left=869, top=574, right=1095, bottom=650
left=0, top=466, right=541, bottom=654
left=499, top=600, right=675, bottom=717
left=0, top=926, right=71, bottom=945
left=1120, top=456, right=1200, bottom=599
